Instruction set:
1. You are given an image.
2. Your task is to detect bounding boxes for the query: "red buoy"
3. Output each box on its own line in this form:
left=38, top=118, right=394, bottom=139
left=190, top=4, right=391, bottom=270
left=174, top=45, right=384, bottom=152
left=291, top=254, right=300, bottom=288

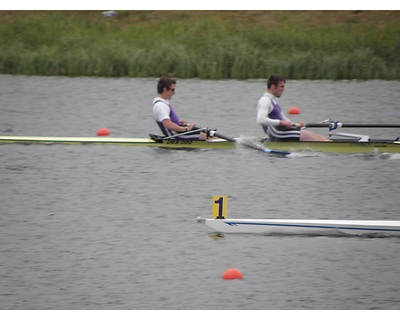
left=288, top=107, right=300, bottom=114
left=222, top=268, right=243, bottom=280
left=97, top=128, right=110, bottom=136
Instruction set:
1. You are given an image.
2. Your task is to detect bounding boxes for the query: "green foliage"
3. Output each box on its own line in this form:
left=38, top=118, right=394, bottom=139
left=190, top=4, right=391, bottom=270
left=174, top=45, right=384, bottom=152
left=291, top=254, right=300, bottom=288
left=0, top=11, right=399, bottom=79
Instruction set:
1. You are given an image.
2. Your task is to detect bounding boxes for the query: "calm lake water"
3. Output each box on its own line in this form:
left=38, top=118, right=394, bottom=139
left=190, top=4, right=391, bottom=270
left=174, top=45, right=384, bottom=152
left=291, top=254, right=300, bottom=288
left=1, top=75, right=400, bottom=310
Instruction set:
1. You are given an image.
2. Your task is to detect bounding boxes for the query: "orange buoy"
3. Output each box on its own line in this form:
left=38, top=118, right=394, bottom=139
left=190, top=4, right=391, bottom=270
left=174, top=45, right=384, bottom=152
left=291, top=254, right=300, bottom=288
left=288, top=107, right=300, bottom=114
left=97, top=128, right=110, bottom=136
left=222, top=268, right=243, bottom=280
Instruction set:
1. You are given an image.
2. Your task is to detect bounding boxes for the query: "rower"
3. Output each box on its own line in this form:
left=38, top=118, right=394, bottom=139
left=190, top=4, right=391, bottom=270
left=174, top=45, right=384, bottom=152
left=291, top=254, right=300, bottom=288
left=152, top=77, right=208, bottom=140
left=256, top=75, right=330, bottom=142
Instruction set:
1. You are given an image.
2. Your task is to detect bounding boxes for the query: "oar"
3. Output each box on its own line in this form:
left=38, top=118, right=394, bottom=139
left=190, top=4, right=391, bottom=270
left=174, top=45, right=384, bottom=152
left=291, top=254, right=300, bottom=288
left=207, top=130, right=291, bottom=155
left=163, top=127, right=206, bottom=140
left=304, top=122, right=400, bottom=129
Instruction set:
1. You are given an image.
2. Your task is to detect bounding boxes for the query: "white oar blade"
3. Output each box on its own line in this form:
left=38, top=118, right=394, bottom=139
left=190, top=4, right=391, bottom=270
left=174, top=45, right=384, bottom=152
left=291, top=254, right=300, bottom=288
left=236, top=137, right=290, bottom=155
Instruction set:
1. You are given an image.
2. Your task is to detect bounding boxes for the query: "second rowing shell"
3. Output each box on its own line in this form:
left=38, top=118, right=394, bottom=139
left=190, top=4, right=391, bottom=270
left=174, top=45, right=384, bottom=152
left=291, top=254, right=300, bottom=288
left=197, top=217, right=400, bottom=237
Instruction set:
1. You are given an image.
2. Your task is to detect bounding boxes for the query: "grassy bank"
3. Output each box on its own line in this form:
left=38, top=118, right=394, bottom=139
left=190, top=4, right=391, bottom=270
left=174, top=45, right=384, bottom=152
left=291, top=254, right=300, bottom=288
left=1, top=10, right=399, bottom=80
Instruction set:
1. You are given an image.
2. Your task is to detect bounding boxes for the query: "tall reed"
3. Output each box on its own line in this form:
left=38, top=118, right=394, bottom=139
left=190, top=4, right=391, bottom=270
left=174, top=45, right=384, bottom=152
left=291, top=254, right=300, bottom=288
left=0, top=11, right=399, bottom=79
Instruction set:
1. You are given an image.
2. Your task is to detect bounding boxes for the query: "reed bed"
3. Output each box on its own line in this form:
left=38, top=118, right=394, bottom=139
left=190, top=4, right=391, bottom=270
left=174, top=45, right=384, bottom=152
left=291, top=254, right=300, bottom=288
left=0, top=11, right=399, bottom=79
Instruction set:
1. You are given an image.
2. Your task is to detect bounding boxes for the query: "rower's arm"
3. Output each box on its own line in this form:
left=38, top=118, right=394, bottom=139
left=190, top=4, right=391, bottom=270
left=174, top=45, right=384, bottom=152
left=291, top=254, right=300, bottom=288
left=162, top=118, right=188, bottom=133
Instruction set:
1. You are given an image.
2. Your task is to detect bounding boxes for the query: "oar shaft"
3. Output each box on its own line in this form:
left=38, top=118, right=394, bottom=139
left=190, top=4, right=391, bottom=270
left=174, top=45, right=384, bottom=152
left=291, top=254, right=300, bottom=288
left=210, top=131, right=236, bottom=142
left=209, top=131, right=290, bottom=155
left=193, top=127, right=237, bottom=142
left=194, top=127, right=290, bottom=155
left=163, top=127, right=205, bottom=140
left=305, top=123, right=400, bottom=128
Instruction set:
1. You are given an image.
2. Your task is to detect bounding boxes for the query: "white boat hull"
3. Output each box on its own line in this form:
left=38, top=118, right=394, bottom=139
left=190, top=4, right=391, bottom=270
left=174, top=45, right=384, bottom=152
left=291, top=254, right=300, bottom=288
left=197, top=218, right=400, bottom=236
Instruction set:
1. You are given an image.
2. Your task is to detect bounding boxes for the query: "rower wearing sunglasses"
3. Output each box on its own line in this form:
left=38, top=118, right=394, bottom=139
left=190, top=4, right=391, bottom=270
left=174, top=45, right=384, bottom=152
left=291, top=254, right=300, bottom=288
left=152, top=77, right=208, bottom=140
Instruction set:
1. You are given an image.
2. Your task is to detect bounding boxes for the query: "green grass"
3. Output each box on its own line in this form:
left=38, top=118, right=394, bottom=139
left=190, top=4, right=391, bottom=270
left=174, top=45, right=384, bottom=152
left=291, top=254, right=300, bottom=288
left=0, top=11, right=399, bottom=79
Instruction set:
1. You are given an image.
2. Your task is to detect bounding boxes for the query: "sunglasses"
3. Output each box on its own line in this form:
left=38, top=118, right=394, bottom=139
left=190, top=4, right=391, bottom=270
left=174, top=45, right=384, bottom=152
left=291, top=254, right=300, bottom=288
left=170, top=88, right=175, bottom=92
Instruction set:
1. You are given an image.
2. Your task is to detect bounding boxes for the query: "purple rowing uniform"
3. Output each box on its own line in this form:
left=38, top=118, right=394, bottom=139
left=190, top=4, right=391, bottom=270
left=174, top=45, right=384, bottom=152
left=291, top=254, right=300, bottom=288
left=152, top=98, right=201, bottom=140
left=153, top=99, right=181, bottom=136
left=256, top=93, right=301, bottom=141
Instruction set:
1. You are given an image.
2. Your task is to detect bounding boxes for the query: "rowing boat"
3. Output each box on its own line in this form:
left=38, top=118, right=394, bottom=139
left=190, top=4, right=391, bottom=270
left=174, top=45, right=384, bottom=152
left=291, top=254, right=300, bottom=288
left=197, top=217, right=400, bottom=236
left=0, top=135, right=399, bottom=153
left=200, top=196, right=400, bottom=237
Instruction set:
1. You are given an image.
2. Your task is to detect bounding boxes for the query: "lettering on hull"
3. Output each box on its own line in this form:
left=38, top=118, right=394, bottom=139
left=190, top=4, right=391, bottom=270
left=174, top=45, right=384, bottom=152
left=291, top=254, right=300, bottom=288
left=166, top=140, right=194, bottom=145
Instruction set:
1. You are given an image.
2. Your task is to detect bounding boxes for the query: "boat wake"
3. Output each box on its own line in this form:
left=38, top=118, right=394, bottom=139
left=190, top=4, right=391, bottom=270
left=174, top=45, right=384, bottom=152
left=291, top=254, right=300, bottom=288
left=356, top=152, right=400, bottom=161
left=207, top=231, right=400, bottom=239
left=235, top=136, right=266, bottom=149
left=286, top=150, right=400, bottom=159
left=386, top=153, right=400, bottom=160
left=285, top=150, right=328, bottom=158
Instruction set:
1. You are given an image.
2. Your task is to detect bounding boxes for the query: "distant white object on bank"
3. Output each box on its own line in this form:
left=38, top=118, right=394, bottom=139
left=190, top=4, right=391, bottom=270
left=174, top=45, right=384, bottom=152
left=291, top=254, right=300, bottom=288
left=102, top=11, right=118, bottom=18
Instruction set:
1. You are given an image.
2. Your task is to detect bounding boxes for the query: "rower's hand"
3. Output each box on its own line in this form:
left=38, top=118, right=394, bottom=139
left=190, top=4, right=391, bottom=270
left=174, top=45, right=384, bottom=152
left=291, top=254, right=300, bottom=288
left=181, top=121, right=195, bottom=128
left=279, top=120, right=293, bottom=128
left=186, top=123, right=195, bottom=131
